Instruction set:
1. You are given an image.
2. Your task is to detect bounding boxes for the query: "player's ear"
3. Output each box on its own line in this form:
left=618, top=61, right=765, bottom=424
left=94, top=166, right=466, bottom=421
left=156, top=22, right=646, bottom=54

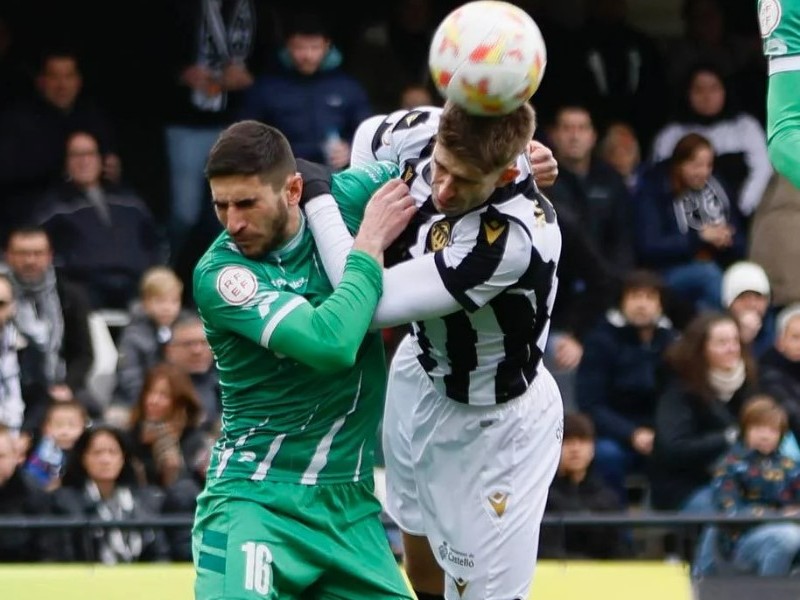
left=496, top=165, right=520, bottom=186
left=285, top=173, right=303, bottom=207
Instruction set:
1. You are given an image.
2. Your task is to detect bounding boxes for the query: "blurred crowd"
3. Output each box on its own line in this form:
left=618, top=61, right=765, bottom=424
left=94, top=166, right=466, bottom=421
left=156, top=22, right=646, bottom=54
left=2, top=0, right=800, bottom=578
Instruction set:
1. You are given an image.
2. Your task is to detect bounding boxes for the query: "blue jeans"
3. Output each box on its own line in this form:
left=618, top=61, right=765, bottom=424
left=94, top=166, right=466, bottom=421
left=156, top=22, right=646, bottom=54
left=662, top=261, right=723, bottom=312
left=733, top=523, right=800, bottom=575
left=593, top=438, right=645, bottom=506
left=164, top=125, right=224, bottom=261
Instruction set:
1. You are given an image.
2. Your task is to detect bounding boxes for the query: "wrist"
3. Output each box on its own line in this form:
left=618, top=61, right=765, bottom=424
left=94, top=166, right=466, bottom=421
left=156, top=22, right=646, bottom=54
left=352, top=235, right=383, bottom=262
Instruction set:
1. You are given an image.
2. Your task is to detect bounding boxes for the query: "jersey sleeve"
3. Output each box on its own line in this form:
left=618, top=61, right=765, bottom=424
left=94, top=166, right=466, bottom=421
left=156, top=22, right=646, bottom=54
left=331, top=160, right=400, bottom=233
left=193, top=251, right=384, bottom=373
left=350, top=107, right=441, bottom=167
left=767, top=70, right=800, bottom=190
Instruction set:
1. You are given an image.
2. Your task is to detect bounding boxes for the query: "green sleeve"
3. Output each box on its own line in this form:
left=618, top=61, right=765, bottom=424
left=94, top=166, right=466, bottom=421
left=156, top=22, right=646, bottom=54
left=331, top=161, right=400, bottom=233
left=767, top=70, right=800, bottom=190
left=194, top=251, right=382, bottom=373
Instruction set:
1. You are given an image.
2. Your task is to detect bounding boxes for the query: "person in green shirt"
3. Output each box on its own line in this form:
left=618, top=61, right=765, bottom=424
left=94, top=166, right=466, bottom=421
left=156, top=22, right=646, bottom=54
left=759, top=0, right=800, bottom=188
left=191, top=119, right=416, bottom=600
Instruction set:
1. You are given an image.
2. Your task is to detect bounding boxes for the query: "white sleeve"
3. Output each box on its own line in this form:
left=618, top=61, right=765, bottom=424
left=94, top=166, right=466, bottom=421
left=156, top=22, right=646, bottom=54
left=350, top=115, right=393, bottom=167
left=305, top=194, right=352, bottom=285
left=737, top=115, right=774, bottom=215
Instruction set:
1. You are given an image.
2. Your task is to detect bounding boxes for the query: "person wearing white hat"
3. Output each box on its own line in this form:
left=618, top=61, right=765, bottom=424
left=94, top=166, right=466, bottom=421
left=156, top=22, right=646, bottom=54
left=721, top=261, right=775, bottom=357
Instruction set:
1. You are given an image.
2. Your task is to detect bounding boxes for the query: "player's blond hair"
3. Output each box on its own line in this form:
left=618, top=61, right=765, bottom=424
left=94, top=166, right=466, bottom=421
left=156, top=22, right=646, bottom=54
left=436, top=101, right=536, bottom=174
left=139, top=266, right=183, bottom=300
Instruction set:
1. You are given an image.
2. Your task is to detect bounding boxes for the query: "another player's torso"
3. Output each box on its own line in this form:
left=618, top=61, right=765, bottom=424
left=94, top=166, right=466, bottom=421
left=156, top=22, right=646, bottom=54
left=760, top=0, right=800, bottom=65
left=196, top=228, right=385, bottom=485
left=373, top=107, right=562, bottom=406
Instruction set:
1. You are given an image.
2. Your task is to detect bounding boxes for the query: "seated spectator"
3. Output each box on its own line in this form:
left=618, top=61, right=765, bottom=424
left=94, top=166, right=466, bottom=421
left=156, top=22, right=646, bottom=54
left=576, top=270, right=677, bottom=503
left=164, top=310, right=220, bottom=433
left=51, top=424, right=169, bottom=564
left=2, top=226, right=98, bottom=418
left=650, top=311, right=758, bottom=511
left=0, top=272, right=29, bottom=434
left=0, top=424, right=55, bottom=562
left=633, top=133, right=745, bottom=313
left=709, top=396, right=800, bottom=576
left=722, top=261, right=775, bottom=359
left=24, top=400, right=87, bottom=491
left=539, top=412, right=630, bottom=559
left=599, top=121, right=644, bottom=194
left=128, top=363, right=208, bottom=490
left=36, top=130, right=164, bottom=310
left=398, top=82, right=435, bottom=110
left=759, top=303, right=800, bottom=446
left=113, top=266, right=184, bottom=410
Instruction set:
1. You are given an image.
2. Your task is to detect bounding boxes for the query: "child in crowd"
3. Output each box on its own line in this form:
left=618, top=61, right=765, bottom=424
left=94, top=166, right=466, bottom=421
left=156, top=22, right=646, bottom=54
left=112, top=266, right=183, bottom=413
left=24, top=401, right=87, bottom=490
left=711, top=395, right=800, bottom=575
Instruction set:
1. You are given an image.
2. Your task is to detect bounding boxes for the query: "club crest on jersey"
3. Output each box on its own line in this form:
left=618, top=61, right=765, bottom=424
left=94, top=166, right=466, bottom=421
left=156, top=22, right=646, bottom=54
left=216, top=266, right=258, bottom=305
left=427, top=220, right=451, bottom=252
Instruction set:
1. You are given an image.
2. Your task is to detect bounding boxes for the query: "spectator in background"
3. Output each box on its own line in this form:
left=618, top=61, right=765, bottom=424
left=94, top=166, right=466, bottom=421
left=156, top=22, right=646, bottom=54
left=650, top=312, right=759, bottom=511
left=36, top=131, right=165, bottom=310
left=1, top=226, right=97, bottom=419
left=164, top=311, right=220, bottom=433
left=634, top=133, right=745, bottom=315
left=722, top=261, right=775, bottom=359
left=759, top=304, right=800, bottom=447
left=709, top=396, right=800, bottom=576
left=398, top=82, right=435, bottom=110
left=599, top=121, right=643, bottom=194
left=547, top=104, right=635, bottom=275
left=651, top=61, right=772, bottom=218
left=113, top=266, right=184, bottom=411
left=574, top=0, right=668, bottom=149
left=577, top=270, right=677, bottom=504
left=749, top=174, right=800, bottom=310
left=0, top=49, right=120, bottom=237
left=24, top=400, right=86, bottom=491
left=240, top=10, right=372, bottom=170
left=51, top=424, right=169, bottom=564
left=539, top=412, right=630, bottom=559
left=162, top=0, right=258, bottom=270
left=0, top=424, right=54, bottom=562
left=0, top=273, right=29, bottom=435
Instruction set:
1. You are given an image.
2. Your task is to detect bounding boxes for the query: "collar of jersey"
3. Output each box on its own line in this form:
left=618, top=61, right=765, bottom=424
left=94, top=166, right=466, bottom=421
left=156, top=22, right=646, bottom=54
left=266, top=211, right=306, bottom=260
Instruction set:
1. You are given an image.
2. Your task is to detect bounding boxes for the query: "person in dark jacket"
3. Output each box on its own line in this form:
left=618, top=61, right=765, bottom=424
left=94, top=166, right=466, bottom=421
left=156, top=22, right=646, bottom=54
left=51, top=424, right=169, bottom=564
left=540, top=412, right=631, bottom=559
left=0, top=424, right=55, bottom=561
left=759, top=303, right=800, bottom=444
left=651, top=311, right=759, bottom=511
left=577, top=270, right=677, bottom=503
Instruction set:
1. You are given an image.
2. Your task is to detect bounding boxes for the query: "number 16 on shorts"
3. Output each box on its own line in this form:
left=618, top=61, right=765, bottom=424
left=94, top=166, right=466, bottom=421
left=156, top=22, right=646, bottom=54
left=242, top=541, right=273, bottom=595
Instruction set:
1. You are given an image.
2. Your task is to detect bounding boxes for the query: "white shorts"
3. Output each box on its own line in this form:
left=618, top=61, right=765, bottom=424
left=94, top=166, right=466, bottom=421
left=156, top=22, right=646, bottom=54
left=383, top=335, right=563, bottom=600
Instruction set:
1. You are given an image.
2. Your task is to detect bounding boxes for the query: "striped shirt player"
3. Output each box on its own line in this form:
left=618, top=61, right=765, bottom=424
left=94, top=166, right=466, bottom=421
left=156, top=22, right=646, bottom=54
left=305, top=104, right=564, bottom=600
left=760, top=0, right=800, bottom=189
left=192, top=158, right=414, bottom=600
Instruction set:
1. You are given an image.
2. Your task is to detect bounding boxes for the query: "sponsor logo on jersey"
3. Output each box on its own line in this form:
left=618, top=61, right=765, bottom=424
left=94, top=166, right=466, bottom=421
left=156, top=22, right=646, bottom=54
left=437, top=541, right=475, bottom=568
left=428, top=220, right=452, bottom=251
left=483, top=220, right=506, bottom=245
left=759, top=0, right=782, bottom=38
left=216, top=266, right=258, bottom=305
left=488, top=491, right=508, bottom=517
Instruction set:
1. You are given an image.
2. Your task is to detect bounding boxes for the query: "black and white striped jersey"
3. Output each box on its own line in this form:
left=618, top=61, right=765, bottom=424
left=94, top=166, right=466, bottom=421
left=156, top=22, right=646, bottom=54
left=351, top=106, right=562, bottom=406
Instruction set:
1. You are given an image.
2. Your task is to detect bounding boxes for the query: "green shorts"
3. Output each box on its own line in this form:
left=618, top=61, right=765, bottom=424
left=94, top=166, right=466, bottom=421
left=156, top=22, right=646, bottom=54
left=192, top=477, right=413, bottom=600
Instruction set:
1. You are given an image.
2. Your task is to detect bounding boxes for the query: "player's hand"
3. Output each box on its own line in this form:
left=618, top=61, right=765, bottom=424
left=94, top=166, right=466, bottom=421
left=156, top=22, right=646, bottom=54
left=354, top=179, right=417, bottom=260
left=296, top=159, right=333, bottom=206
left=529, top=140, right=558, bottom=188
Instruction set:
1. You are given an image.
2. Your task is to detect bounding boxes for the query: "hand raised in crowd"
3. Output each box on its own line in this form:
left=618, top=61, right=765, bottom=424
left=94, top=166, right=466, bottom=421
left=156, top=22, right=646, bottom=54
left=554, top=334, right=583, bottom=371
left=631, top=427, right=655, bottom=455
left=221, top=63, right=254, bottom=91
left=180, top=64, right=215, bottom=91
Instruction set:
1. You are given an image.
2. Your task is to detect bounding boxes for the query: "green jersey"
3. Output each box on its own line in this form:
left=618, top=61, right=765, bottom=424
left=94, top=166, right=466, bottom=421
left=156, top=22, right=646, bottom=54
left=194, top=161, right=399, bottom=486
left=760, top=0, right=800, bottom=73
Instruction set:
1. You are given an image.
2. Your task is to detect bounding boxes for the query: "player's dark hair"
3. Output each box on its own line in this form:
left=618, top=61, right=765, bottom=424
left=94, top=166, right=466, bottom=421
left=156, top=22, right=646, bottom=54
left=563, top=412, right=595, bottom=441
left=437, top=102, right=536, bottom=173
left=206, top=120, right=297, bottom=192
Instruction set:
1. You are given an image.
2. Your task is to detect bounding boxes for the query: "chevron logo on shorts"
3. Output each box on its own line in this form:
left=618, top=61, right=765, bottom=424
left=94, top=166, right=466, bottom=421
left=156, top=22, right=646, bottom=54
left=455, top=578, right=468, bottom=597
left=488, top=491, right=508, bottom=517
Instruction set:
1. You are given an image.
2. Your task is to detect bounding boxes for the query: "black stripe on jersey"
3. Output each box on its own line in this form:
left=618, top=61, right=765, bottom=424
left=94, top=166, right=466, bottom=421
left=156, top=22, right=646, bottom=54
left=491, top=246, right=557, bottom=400
left=434, top=206, right=510, bottom=313
left=414, top=322, right=438, bottom=373
left=385, top=198, right=438, bottom=268
left=442, top=310, right=478, bottom=403
left=371, top=118, right=393, bottom=158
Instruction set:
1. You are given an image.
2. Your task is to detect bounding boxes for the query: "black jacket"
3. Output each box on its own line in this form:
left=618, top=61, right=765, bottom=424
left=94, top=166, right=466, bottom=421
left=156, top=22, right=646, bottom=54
left=0, top=469, right=55, bottom=561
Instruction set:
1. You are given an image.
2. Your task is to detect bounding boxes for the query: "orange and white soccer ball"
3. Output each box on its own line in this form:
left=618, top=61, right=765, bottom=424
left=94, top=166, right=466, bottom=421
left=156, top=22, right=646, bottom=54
left=428, top=0, right=547, bottom=116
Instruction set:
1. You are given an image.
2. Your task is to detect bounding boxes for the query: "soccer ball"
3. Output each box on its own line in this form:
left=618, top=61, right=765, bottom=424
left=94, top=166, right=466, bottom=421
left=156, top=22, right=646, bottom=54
left=428, top=1, right=547, bottom=116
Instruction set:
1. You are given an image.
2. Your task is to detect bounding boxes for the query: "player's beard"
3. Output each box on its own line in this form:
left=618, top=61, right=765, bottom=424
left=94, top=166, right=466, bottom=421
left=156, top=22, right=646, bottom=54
left=239, top=200, right=291, bottom=258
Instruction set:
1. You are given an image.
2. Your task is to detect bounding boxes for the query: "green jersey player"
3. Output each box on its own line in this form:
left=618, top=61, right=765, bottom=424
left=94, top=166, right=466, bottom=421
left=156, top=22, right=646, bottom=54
left=191, top=120, right=416, bottom=600
left=759, top=0, right=800, bottom=188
